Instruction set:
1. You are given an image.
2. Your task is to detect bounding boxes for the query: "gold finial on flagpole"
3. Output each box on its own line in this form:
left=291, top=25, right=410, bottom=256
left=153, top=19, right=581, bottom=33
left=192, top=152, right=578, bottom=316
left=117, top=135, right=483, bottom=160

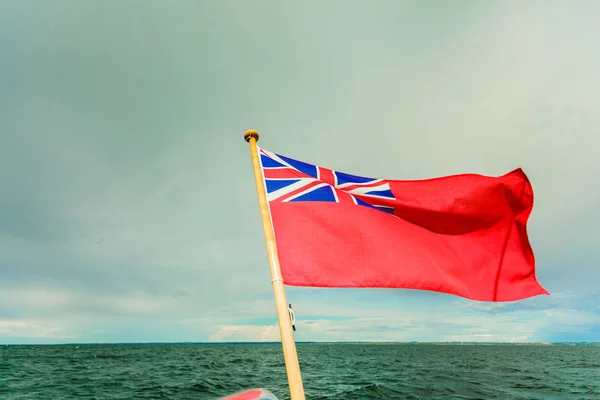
left=244, top=129, right=259, bottom=142
left=243, top=129, right=306, bottom=400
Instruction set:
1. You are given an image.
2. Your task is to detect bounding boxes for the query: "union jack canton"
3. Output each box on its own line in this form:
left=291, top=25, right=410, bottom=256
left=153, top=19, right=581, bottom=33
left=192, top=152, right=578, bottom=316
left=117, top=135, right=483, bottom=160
left=258, top=146, right=397, bottom=216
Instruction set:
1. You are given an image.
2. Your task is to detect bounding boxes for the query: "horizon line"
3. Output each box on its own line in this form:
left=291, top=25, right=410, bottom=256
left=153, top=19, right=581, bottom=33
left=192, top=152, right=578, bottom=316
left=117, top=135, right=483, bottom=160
left=2, top=340, right=599, bottom=346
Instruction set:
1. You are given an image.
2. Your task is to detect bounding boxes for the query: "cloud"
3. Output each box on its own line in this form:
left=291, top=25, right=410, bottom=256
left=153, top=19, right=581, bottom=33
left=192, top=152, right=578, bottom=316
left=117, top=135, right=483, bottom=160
left=0, top=287, right=176, bottom=317
left=0, top=319, right=78, bottom=340
left=208, top=314, right=541, bottom=343
left=209, top=325, right=281, bottom=343
left=202, top=291, right=599, bottom=343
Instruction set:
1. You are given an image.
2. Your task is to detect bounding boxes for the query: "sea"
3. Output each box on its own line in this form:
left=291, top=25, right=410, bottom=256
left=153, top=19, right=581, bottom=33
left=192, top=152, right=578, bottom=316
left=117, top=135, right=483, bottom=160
left=1, top=343, right=598, bottom=399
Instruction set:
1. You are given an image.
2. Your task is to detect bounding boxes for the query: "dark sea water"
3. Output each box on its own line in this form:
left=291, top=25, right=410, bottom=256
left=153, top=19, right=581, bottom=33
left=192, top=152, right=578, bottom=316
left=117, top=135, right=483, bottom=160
left=1, top=343, right=598, bottom=399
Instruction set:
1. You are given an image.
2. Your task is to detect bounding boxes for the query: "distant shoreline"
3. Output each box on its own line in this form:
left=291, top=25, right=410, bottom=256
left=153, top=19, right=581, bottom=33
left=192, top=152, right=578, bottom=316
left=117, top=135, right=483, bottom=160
left=3, top=341, right=598, bottom=346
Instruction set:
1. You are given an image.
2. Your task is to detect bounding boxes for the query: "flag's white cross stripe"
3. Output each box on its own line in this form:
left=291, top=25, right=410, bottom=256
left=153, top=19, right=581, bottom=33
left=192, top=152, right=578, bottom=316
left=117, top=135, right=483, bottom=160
left=335, top=179, right=383, bottom=189
left=260, top=148, right=292, bottom=170
left=266, top=178, right=318, bottom=202
left=285, top=182, right=340, bottom=203
left=345, top=182, right=394, bottom=199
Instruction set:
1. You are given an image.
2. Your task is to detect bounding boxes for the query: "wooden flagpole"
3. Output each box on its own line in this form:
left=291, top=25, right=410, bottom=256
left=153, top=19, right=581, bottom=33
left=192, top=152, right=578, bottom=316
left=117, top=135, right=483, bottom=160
left=244, top=130, right=306, bottom=400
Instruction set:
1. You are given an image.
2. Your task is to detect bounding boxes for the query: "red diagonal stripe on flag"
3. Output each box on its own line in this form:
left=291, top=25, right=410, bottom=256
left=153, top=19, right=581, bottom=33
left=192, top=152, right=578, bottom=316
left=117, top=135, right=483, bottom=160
left=263, top=168, right=307, bottom=180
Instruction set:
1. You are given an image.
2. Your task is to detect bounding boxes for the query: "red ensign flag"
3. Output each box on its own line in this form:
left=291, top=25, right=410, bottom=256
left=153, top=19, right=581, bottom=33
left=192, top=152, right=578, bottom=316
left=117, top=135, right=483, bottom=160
left=258, top=146, right=548, bottom=302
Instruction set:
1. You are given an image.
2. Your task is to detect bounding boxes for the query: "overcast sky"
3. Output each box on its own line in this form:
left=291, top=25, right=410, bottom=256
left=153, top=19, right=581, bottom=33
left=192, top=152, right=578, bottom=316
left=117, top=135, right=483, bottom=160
left=1, top=0, right=599, bottom=344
